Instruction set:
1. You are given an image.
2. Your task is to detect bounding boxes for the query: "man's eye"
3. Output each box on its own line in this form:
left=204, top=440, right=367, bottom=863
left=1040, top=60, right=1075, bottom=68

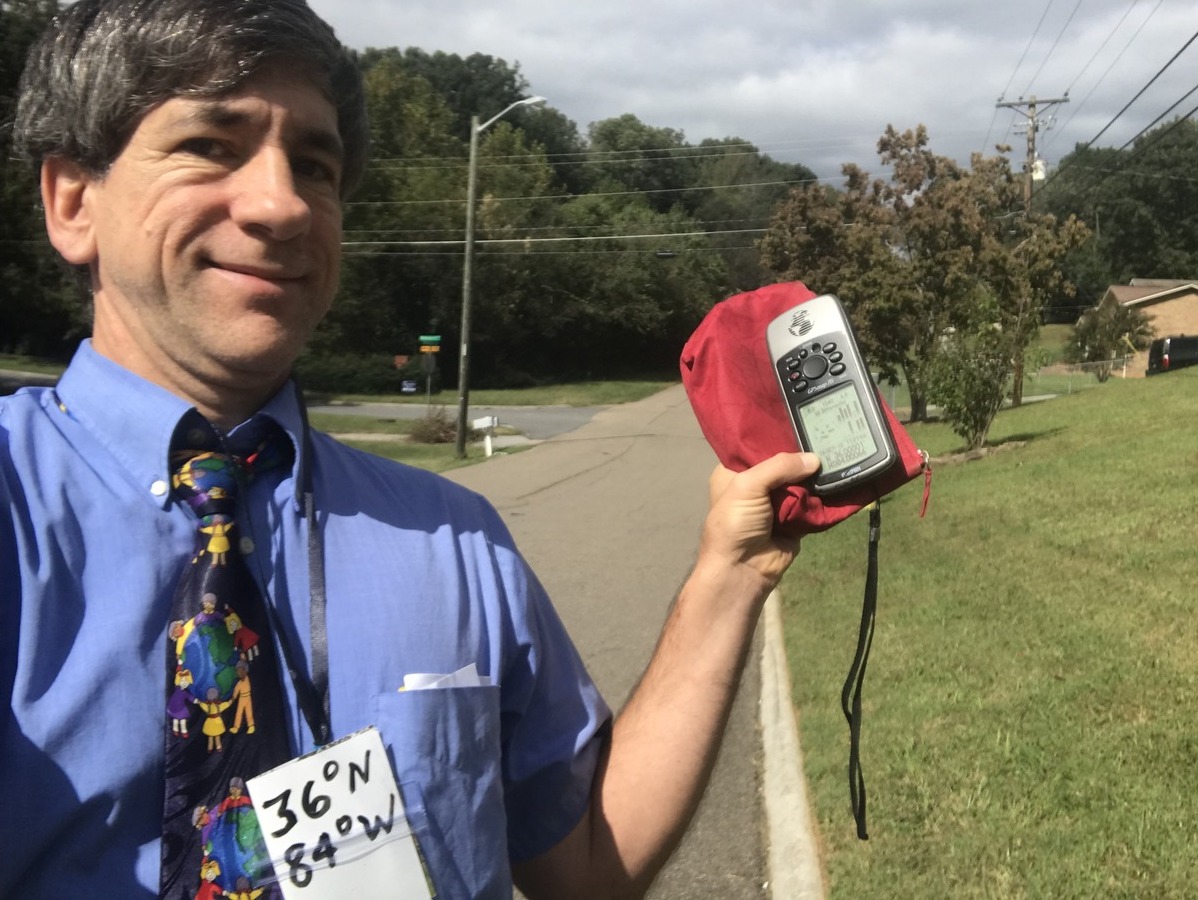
left=294, top=157, right=340, bottom=186
left=177, top=138, right=230, bottom=159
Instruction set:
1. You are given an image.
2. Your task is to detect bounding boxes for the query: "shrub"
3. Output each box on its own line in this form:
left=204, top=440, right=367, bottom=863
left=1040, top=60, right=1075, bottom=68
left=407, top=406, right=478, bottom=445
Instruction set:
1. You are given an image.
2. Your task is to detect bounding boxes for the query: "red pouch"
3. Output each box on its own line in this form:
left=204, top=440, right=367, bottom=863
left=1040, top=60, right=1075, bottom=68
left=680, top=281, right=928, bottom=536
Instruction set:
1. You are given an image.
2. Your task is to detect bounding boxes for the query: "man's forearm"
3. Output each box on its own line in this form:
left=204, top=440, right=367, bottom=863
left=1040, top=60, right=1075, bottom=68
left=514, top=453, right=820, bottom=900
left=590, top=558, right=776, bottom=895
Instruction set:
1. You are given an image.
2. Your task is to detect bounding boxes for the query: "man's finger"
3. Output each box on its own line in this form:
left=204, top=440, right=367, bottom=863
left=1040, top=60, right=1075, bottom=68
left=710, top=452, right=821, bottom=505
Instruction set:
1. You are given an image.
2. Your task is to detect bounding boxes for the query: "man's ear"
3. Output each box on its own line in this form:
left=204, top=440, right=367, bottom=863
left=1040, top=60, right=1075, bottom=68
left=41, top=156, right=99, bottom=267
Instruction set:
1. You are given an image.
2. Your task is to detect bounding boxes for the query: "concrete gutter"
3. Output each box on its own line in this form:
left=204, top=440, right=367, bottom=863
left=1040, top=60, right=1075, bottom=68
left=761, top=591, right=827, bottom=899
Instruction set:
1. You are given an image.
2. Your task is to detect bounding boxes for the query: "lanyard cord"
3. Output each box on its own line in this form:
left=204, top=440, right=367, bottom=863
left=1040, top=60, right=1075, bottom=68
left=302, top=484, right=331, bottom=746
left=841, top=504, right=880, bottom=840
left=265, top=381, right=331, bottom=748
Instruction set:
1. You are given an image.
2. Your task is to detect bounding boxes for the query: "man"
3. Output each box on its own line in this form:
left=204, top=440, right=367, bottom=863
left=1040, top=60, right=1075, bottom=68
left=0, top=1, right=819, bottom=897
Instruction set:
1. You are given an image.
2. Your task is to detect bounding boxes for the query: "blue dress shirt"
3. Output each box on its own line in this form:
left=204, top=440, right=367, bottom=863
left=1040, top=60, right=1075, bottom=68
left=0, top=341, right=610, bottom=898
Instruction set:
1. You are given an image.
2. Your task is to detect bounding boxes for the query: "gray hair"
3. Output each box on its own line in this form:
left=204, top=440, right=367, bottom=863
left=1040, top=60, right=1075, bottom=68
left=13, top=0, right=368, bottom=197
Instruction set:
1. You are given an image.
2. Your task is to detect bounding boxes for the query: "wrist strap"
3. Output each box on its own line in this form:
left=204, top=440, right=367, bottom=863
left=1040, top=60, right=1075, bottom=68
left=841, top=504, right=881, bottom=840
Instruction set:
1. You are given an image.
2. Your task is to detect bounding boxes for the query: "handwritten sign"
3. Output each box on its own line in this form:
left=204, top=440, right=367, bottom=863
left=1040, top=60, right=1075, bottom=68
left=248, top=727, right=433, bottom=899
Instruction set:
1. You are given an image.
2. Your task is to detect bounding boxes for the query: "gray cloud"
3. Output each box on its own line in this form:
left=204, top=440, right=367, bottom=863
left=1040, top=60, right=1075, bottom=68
left=312, top=0, right=1198, bottom=179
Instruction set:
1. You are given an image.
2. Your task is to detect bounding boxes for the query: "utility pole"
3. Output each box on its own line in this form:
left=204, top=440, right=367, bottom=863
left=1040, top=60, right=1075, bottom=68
left=995, top=95, right=1069, bottom=211
left=994, top=95, right=1068, bottom=407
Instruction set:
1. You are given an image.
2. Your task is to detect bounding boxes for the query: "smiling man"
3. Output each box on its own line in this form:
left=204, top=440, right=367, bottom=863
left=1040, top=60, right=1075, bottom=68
left=1, top=2, right=818, bottom=898
left=44, top=62, right=345, bottom=428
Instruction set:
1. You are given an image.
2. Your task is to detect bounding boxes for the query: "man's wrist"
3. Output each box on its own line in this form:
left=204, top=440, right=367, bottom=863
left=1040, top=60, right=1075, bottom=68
left=684, top=555, right=778, bottom=618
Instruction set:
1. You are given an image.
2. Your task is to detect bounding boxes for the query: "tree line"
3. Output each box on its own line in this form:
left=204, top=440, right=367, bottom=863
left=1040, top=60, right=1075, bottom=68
left=3, top=1, right=1194, bottom=445
left=0, top=0, right=814, bottom=391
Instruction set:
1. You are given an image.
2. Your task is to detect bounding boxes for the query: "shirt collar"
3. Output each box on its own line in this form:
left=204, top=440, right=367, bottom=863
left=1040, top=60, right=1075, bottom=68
left=54, top=340, right=307, bottom=510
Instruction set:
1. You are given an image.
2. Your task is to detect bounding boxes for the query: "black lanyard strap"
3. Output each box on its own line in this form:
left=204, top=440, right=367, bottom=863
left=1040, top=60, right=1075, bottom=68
left=841, top=504, right=880, bottom=840
left=302, top=485, right=331, bottom=746
left=268, top=382, right=332, bottom=748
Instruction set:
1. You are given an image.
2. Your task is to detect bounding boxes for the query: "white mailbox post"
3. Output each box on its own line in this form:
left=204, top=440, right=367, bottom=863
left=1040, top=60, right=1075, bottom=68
left=472, top=415, right=499, bottom=457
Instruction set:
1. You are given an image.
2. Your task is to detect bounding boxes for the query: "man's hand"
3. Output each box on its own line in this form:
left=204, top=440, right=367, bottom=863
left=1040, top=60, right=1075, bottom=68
left=699, top=451, right=821, bottom=590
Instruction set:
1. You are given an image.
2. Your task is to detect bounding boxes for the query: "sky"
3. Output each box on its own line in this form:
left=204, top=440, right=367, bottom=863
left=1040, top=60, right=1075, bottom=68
left=309, top=0, right=1197, bottom=182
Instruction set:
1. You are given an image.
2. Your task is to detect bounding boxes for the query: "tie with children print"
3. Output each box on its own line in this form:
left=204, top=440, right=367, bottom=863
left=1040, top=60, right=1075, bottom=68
left=160, top=419, right=292, bottom=900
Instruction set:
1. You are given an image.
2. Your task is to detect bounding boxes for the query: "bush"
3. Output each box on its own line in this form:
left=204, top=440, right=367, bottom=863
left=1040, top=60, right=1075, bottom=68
left=925, top=326, right=1011, bottom=450
left=407, top=406, right=478, bottom=445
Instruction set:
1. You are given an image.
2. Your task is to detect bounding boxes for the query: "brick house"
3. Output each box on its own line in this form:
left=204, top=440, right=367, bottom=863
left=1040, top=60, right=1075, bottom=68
left=1108, top=278, right=1198, bottom=377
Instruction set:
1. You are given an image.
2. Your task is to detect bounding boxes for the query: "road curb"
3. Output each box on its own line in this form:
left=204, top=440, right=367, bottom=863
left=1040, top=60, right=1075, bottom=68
left=761, top=590, right=826, bottom=899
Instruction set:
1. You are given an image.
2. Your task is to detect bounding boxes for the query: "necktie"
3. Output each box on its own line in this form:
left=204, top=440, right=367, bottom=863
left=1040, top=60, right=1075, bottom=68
left=160, top=418, right=293, bottom=900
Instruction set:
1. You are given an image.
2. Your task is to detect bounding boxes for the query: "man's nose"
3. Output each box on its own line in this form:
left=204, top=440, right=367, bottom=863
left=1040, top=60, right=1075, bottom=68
left=230, top=146, right=312, bottom=240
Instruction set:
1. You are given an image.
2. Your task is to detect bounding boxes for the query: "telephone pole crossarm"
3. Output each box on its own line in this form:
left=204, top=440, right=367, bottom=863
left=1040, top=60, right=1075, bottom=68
left=994, top=95, right=1070, bottom=208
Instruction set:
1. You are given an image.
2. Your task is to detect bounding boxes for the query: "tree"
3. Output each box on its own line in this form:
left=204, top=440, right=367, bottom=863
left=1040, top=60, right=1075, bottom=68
left=760, top=124, right=1087, bottom=439
left=366, top=48, right=530, bottom=143
left=0, top=0, right=90, bottom=359
left=760, top=126, right=989, bottom=421
left=1038, top=118, right=1198, bottom=320
left=925, top=318, right=1010, bottom=450
left=689, top=138, right=817, bottom=293
left=1066, top=293, right=1155, bottom=382
left=587, top=115, right=696, bottom=215
left=324, top=57, right=466, bottom=372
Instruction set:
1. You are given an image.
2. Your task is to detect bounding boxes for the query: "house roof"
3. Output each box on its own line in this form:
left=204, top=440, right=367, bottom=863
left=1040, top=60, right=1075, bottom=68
left=1129, top=278, right=1197, bottom=288
left=1107, top=280, right=1198, bottom=308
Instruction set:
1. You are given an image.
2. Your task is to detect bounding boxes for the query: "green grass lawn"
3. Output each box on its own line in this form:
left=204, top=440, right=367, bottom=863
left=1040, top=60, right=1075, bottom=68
left=0, top=353, right=65, bottom=375
left=306, top=410, right=510, bottom=474
left=783, top=367, right=1198, bottom=898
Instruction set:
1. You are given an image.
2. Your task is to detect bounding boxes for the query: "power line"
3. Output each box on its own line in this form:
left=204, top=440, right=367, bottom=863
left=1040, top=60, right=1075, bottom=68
left=1082, top=27, right=1198, bottom=148
left=999, top=0, right=1056, bottom=101
left=345, top=216, right=771, bottom=239
left=1020, top=0, right=1083, bottom=99
left=1033, top=94, right=1198, bottom=202
left=342, top=244, right=761, bottom=258
left=1033, top=25, right=1198, bottom=199
left=366, top=141, right=784, bottom=169
left=344, top=174, right=824, bottom=208
left=1118, top=83, right=1198, bottom=149
left=341, top=227, right=768, bottom=249
left=360, top=132, right=889, bottom=169
left=1062, top=0, right=1143, bottom=96
left=1043, top=0, right=1163, bottom=157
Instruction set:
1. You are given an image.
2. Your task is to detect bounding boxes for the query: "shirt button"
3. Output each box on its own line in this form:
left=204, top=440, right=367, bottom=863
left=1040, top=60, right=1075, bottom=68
left=150, top=480, right=169, bottom=497
left=240, top=536, right=256, bottom=555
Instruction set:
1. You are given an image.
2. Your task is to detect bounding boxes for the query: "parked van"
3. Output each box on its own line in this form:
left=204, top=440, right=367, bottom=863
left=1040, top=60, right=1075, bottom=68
left=1146, top=335, right=1198, bottom=375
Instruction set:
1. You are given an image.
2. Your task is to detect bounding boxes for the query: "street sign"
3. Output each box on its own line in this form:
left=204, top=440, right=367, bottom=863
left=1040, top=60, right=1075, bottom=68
left=420, top=345, right=441, bottom=353
left=418, top=334, right=442, bottom=345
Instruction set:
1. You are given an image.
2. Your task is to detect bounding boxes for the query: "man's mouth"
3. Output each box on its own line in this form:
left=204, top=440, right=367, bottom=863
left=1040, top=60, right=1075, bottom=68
left=209, top=260, right=305, bottom=282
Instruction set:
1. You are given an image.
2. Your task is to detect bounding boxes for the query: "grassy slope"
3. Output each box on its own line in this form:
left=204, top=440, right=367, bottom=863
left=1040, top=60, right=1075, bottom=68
left=783, top=368, right=1198, bottom=898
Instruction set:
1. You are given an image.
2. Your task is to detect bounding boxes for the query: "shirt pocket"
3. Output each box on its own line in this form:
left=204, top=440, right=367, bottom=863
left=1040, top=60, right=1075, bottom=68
left=371, top=686, right=510, bottom=900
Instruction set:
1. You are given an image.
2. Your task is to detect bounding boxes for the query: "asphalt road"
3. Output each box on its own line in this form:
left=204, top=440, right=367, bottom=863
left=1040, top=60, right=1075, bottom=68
left=309, top=399, right=603, bottom=442
left=0, top=370, right=58, bottom=394
left=448, top=385, right=771, bottom=899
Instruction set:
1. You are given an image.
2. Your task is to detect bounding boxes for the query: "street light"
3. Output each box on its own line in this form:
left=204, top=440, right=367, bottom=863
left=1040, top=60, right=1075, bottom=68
left=455, top=95, right=548, bottom=458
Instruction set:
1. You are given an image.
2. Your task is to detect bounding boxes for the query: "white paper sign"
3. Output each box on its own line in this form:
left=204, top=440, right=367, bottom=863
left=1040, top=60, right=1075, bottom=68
left=247, top=727, right=433, bottom=899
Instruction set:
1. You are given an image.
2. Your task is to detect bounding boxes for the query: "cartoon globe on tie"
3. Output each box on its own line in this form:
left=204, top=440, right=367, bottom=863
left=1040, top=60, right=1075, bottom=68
left=179, top=592, right=242, bottom=706
left=193, top=779, right=275, bottom=893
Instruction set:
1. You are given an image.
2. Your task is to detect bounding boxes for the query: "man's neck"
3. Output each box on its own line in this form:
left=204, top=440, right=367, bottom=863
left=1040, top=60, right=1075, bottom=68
left=90, top=328, right=287, bottom=430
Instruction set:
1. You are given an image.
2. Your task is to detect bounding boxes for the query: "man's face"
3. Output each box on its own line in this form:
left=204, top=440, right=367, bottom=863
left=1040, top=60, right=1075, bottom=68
left=73, top=62, right=344, bottom=407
